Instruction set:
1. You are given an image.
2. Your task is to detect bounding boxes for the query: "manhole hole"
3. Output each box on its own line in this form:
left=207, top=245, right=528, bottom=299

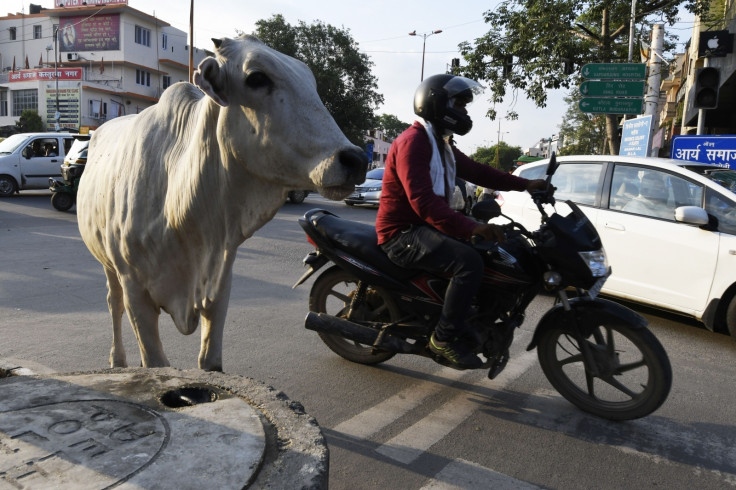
left=160, top=386, right=218, bottom=408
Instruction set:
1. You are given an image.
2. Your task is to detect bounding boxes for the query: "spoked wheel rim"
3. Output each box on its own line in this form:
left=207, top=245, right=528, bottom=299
left=538, top=322, right=671, bottom=420
left=309, top=267, right=400, bottom=364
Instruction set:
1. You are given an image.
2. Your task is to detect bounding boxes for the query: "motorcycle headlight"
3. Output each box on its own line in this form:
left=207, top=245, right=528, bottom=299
left=579, top=249, right=609, bottom=277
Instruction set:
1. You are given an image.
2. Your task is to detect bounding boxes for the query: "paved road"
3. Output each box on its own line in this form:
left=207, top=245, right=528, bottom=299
left=2, top=191, right=735, bottom=489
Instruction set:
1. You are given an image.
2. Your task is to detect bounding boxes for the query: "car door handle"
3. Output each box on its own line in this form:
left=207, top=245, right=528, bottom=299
left=50, top=159, right=58, bottom=162
left=604, top=222, right=626, bottom=231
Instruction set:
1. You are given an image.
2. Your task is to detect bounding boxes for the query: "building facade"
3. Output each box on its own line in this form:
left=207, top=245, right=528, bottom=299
left=0, top=1, right=209, bottom=133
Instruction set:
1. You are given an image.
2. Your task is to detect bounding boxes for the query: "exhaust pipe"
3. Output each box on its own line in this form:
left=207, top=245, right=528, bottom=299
left=305, top=312, right=419, bottom=354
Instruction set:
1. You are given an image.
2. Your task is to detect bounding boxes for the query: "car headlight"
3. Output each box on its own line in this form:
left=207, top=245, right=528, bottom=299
left=579, top=249, right=609, bottom=277
left=364, top=186, right=381, bottom=192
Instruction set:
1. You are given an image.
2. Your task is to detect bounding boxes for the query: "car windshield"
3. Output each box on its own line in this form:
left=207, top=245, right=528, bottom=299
left=0, top=133, right=31, bottom=154
left=66, top=139, right=89, bottom=161
left=366, top=168, right=384, bottom=180
left=685, top=165, right=736, bottom=193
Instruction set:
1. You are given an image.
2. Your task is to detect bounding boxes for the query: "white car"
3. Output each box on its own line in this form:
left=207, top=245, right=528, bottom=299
left=495, top=155, right=736, bottom=339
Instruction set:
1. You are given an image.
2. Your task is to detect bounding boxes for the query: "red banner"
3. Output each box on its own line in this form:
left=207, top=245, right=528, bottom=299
left=8, top=68, right=83, bottom=83
left=59, top=14, right=120, bottom=52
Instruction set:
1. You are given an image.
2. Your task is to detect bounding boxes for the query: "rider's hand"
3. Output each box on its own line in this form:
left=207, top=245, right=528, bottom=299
left=472, top=223, right=506, bottom=244
left=526, top=179, right=550, bottom=194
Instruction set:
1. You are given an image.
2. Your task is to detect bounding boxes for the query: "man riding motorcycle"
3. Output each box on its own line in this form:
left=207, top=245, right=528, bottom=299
left=375, top=74, right=548, bottom=368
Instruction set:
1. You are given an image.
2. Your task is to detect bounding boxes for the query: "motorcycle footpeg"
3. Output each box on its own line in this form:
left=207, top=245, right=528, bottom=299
left=487, top=351, right=510, bottom=380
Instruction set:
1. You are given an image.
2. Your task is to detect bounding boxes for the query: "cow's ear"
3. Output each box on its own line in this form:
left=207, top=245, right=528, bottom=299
left=193, top=57, right=229, bottom=107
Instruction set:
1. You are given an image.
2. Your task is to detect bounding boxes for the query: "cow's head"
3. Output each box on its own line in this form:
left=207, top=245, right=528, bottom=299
left=193, top=35, right=367, bottom=199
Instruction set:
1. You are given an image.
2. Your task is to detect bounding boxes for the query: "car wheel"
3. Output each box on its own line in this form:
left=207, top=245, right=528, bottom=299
left=725, top=294, right=736, bottom=340
left=0, top=175, right=18, bottom=197
left=345, top=201, right=355, bottom=206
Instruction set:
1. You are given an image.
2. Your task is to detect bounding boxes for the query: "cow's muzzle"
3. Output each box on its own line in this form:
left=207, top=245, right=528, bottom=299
left=337, top=148, right=369, bottom=185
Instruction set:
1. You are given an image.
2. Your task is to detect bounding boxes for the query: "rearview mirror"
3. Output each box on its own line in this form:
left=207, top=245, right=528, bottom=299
left=675, top=206, right=709, bottom=226
left=546, top=152, right=559, bottom=177
left=471, top=199, right=502, bottom=222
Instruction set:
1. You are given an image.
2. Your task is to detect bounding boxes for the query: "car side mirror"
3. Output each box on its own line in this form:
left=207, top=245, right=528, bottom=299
left=22, top=147, right=32, bottom=159
left=471, top=199, right=502, bottom=221
left=675, top=206, right=709, bottom=226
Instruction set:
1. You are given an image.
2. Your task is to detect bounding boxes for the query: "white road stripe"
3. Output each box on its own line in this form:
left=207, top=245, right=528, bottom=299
left=420, top=458, right=543, bottom=490
left=376, top=349, right=538, bottom=465
left=333, top=366, right=471, bottom=439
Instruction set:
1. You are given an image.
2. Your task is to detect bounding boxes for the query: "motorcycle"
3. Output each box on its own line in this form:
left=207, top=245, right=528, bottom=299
left=293, top=154, right=672, bottom=421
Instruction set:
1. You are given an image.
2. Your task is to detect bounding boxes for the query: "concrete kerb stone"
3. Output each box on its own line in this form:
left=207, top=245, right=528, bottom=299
left=0, top=366, right=328, bottom=489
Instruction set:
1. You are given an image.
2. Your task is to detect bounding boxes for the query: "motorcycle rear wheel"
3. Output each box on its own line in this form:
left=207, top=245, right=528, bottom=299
left=309, top=266, right=400, bottom=364
left=537, top=321, right=672, bottom=421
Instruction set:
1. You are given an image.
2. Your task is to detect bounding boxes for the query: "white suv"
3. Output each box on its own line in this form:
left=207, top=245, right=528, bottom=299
left=496, top=155, right=736, bottom=339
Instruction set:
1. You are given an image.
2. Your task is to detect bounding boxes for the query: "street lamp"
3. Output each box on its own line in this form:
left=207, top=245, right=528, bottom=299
left=409, top=29, right=442, bottom=81
left=53, top=27, right=60, bottom=130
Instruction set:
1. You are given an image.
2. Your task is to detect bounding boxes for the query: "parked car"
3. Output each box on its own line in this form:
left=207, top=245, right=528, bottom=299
left=345, top=167, right=384, bottom=206
left=0, top=132, right=77, bottom=197
left=495, top=154, right=736, bottom=339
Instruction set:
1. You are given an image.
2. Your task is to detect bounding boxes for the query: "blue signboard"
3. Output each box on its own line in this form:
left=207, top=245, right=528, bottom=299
left=619, top=115, right=652, bottom=157
left=365, top=142, right=374, bottom=163
left=671, top=135, right=736, bottom=169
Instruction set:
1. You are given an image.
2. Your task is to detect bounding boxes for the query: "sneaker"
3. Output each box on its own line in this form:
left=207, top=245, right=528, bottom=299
left=429, top=333, right=483, bottom=369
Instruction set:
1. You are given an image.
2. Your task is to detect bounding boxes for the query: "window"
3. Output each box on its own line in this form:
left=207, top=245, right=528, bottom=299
left=9, top=27, right=16, bottom=40
left=610, top=166, right=702, bottom=221
left=135, top=25, right=151, bottom=47
left=162, top=33, right=168, bottom=50
left=136, top=69, right=151, bottom=87
left=705, top=189, right=736, bottom=235
left=162, top=75, right=172, bottom=90
left=0, top=91, right=7, bottom=117
left=34, top=25, right=42, bottom=39
left=12, top=89, right=38, bottom=117
left=550, top=163, right=602, bottom=206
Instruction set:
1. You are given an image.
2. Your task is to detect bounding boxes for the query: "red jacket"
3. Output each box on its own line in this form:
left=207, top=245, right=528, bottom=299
left=375, top=122, right=530, bottom=244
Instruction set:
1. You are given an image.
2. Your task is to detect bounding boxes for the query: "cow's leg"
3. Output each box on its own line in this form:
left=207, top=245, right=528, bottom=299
left=122, top=282, right=169, bottom=368
left=105, top=268, right=127, bottom=368
left=198, top=273, right=232, bottom=372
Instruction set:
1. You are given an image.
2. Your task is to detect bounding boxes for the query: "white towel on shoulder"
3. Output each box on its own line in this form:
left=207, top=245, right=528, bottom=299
left=417, top=119, right=456, bottom=199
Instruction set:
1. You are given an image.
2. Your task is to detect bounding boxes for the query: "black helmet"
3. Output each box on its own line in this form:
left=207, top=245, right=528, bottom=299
left=413, top=74, right=484, bottom=136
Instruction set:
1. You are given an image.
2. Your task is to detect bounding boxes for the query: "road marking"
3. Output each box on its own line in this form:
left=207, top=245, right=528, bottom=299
left=375, top=349, right=538, bottom=464
left=333, top=366, right=471, bottom=439
left=420, top=458, right=542, bottom=490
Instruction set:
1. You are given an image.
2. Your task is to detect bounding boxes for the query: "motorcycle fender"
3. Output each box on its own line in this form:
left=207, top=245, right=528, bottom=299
left=526, top=297, right=648, bottom=351
left=292, top=252, right=329, bottom=289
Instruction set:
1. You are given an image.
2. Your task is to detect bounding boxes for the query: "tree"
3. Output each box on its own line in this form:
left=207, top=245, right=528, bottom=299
left=376, top=114, right=410, bottom=141
left=252, top=15, right=384, bottom=146
left=558, top=88, right=607, bottom=156
left=470, top=142, right=522, bottom=172
left=16, top=110, right=44, bottom=133
left=459, top=0, right=710, bottom=154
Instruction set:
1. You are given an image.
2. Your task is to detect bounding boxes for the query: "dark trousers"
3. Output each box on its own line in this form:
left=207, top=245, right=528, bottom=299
left=381, top=225, right=483, bottom=341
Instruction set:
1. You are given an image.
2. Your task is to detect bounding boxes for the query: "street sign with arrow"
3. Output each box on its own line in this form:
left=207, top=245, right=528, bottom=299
left=579, top=98, right=644, bottom=114
left=581, top=63, right=646, bottom=80
left=579, top=80, right=646, bottom=97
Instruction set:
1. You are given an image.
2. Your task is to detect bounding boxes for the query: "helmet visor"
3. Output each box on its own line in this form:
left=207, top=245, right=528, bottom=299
left=442, top=77, right=485, bottom=103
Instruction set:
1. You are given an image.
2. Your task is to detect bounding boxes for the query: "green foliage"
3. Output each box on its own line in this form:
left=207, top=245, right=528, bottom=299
left=558, top=88, right=606, bottom=156
left=470, top=142, right=522, bottom=172
left=16, top=110, right=44, bottom=133
left=252, top=15, right=384, bottom=146
left=458, top=0, right=711, bottom=153
left=376, top=114, right=410, bottom=141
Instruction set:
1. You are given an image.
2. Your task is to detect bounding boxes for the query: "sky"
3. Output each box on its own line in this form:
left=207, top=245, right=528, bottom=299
left=29, top=0, right=696, bottom=155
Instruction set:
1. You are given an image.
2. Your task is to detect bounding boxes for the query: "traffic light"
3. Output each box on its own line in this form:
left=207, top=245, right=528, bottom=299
left=694, top=67, right=720, bottom=109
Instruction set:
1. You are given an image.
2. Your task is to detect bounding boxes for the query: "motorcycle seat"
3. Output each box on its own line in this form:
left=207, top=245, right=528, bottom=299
left=311, top=212, right=417, bottom=281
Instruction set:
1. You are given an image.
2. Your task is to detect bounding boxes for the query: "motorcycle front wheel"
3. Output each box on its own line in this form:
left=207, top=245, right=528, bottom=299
left=309, top=266, right=400, bottom=364
left=537, top=322, right=672, bottom=421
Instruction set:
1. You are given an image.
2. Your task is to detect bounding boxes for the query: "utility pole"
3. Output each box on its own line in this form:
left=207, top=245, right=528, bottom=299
left=189, top=0, right=194, bottom=83
left=643, top=24, right=664, bottom=155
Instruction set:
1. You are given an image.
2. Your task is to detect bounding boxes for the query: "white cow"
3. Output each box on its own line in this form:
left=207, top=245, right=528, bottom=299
left=77, top=35, right=367, bottom=371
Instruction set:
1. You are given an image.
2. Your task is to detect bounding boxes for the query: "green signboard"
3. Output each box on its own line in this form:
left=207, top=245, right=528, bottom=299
left=581, top=63, right=646, bottom=80
left=579, top=97, right=644, bottom=114
left=579, top=80, right=646, bottom=97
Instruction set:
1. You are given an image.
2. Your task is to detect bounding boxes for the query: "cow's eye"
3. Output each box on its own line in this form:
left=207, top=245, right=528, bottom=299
left=245, top=72, right=273, bottom=90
